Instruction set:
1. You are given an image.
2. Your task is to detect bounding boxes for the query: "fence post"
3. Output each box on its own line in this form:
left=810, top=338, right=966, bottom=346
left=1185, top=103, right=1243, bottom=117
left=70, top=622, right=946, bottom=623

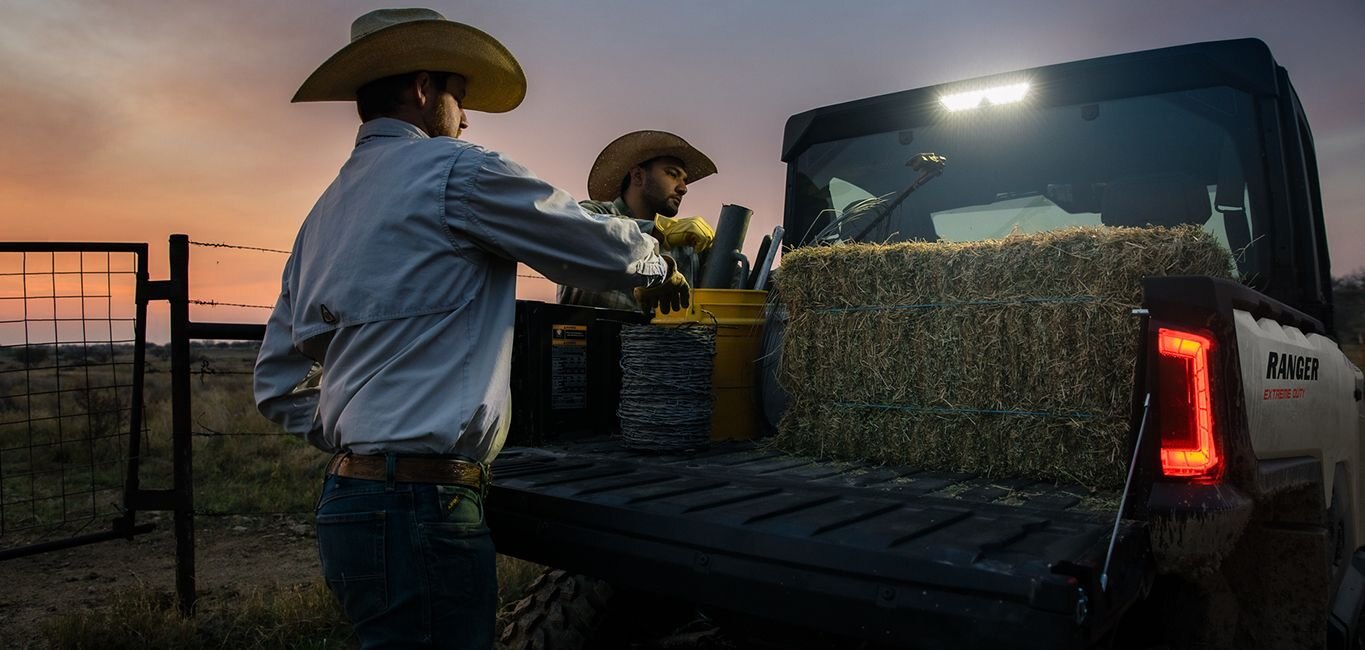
left=169, top=234, right=196, bottom=615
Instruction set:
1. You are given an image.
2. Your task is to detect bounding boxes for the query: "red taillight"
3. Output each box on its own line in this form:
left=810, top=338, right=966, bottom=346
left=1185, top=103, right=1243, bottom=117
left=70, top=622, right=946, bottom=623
left=1156, top=328, right=1220, bottom=479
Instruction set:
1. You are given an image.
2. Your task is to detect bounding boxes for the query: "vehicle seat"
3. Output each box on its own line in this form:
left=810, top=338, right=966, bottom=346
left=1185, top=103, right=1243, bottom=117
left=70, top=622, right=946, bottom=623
left=1100, top=173, right=1211, bottom=228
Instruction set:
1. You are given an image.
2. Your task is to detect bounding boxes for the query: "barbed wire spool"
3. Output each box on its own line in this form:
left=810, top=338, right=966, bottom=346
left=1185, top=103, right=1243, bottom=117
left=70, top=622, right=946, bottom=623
left=618, top=323, right=716, bottom=451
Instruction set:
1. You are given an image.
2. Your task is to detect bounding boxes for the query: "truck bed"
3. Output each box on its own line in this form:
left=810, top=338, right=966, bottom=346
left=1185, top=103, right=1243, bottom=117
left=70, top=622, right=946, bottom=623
left=488, top=439, right=1153, bottom=649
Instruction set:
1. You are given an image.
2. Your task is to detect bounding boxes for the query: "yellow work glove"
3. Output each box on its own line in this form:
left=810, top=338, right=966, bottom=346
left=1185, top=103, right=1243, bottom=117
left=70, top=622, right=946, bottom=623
left=653, top=215, right=716, bottom=253
left=633, top=255, right=691, bottom=315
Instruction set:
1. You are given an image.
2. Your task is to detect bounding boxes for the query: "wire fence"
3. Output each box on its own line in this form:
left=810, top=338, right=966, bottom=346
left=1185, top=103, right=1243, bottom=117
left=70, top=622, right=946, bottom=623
left=184, top=239, right=552, bottom=316
left=0, top=238, right=558, bottom=572
left=179, top=240, right=320, bottom=519
left=0, top=248, right=145, bottom=545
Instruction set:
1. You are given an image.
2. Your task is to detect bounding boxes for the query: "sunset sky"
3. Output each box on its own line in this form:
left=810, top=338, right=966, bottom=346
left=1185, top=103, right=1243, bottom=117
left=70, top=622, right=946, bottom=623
left=2, top=1, right=1363, bottom=341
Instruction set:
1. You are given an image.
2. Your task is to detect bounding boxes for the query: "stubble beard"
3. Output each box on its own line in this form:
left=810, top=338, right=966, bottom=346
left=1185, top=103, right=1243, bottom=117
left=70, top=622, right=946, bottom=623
left=644, top=178, right=680, bottom=217
left=426, top=97, right=460, bottom=139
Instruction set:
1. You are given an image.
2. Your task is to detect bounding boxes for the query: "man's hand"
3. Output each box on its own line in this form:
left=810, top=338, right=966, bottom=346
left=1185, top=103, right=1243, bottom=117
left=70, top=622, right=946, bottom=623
left=654, top=215, right=715, bottom=252
left=634, top=255, right=691, bottom=315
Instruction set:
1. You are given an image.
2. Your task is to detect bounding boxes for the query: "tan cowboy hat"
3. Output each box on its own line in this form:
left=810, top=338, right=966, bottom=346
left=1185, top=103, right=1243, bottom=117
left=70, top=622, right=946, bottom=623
left=587, top=131, right=718, bottom=201
left=293, top=8, right=526, bottom=113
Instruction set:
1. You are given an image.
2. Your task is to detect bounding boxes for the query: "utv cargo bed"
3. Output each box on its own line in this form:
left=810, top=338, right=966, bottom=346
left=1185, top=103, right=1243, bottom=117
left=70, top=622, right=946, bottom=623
left=488, top=440, right=1153, bottom=649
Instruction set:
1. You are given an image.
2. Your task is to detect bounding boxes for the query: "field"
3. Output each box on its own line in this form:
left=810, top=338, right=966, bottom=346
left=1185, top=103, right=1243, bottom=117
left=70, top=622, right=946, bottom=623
left=0, top=343, right=542, bottom=648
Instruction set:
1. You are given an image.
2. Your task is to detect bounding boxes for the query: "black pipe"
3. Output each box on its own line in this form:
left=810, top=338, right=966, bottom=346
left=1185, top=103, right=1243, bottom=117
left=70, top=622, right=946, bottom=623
left=125, top=246, right=151, bottom=527
left=0, top=523, right=156, bottom=561
left=187, top=322, right=266, bottom=341
left=169, top=234, right=197, bottom=616
left=699, top=204, right=752, bottom=288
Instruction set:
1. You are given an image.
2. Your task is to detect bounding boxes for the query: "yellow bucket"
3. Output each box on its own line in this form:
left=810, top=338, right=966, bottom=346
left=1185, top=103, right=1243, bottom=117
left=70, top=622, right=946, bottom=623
left=653, top=289, right=767, bottom=440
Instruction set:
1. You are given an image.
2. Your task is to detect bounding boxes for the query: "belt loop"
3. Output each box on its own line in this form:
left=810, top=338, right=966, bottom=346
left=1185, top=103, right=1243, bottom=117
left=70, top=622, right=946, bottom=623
left=327, top=449, right=351, bottom=478
left=385, top=453, right=397, bottom=490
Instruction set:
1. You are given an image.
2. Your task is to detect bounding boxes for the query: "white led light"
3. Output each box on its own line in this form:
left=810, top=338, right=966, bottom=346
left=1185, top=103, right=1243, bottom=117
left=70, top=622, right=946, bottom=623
left=940, top=82, right=1031, bottom=112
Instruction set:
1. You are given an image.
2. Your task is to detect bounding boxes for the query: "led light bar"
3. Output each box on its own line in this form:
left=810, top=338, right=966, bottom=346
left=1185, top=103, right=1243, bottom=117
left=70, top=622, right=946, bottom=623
left=940, top=82, right=1030, bottom=112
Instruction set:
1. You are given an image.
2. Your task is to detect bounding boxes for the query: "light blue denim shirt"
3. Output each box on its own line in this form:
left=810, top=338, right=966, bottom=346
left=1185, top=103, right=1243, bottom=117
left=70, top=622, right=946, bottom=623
left=254, top=118, right=667, bottom=462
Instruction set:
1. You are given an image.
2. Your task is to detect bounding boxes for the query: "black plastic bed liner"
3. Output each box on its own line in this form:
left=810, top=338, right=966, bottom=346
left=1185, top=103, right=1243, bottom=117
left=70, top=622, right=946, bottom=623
left=487, top=439, right=1152, bottom=649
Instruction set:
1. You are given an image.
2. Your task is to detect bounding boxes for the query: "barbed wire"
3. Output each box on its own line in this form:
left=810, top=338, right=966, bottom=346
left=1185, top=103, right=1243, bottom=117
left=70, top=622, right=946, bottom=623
left=193, top=430, right=289, bottom=437
left=194, top=284, right=546, bottom=312
left=188, top=241, right=290, bottom=255
left=195, top=358, right=250, bottom=372
left=195, top=509, right=312, bottom=517
left=134, top=359, right=253, bottom=378
left=195, top=422, right=289, bottom=437
left=190, top=299, right=274, bottom=310
left=618, top=323, right=715, bottom=451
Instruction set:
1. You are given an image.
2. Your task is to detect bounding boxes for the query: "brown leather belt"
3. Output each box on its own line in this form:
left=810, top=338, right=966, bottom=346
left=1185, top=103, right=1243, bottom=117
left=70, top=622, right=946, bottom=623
left=327, top=453, right=485, bottom=489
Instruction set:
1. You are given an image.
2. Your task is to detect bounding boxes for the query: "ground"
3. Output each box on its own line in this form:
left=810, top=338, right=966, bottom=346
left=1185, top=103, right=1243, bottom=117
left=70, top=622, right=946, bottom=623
left=1, top=515, right=742, bottom=649
left=0, top=513, right=325, bottom=648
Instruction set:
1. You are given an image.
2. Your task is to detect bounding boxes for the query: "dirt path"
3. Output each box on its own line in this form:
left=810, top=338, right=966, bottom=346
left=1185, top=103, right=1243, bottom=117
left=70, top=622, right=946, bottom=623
left=2, top=514, right=755, bottom=649
left=0, top=513, right=321, bottom=647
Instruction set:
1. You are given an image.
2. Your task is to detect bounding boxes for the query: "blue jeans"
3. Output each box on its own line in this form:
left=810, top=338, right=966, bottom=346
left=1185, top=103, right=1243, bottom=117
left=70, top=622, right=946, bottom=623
left=315, top=468, right=496, bottom=649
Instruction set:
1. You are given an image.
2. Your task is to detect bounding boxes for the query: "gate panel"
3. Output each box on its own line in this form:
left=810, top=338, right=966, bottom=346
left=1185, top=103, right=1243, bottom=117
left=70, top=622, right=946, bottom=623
left=0, top=243, right=154, bottom=558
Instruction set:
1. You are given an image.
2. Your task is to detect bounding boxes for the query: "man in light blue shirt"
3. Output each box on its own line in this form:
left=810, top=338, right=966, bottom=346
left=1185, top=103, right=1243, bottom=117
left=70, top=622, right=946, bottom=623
left=253, top=8, right=689, bottom=648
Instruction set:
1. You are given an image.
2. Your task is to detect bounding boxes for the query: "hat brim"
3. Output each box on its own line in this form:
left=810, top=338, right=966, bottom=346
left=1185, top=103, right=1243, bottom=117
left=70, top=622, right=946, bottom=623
left=293, top=20, right=526, bottom=114
left=587, top=131, right=718, bottom=201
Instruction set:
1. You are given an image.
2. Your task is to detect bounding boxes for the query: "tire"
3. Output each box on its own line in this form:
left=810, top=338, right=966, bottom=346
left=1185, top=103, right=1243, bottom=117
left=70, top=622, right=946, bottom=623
left=497, top=570, right=614, bottom=650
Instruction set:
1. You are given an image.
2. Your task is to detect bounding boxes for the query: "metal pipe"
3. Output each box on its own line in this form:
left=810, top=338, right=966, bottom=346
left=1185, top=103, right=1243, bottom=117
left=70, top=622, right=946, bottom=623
left=0, top=523, right=156, bottom=561
left=125, top=246, right=151, bottom=526
left=1102, top=393, right=1150, bottom=592
left=699, top=204, right=752, bottom=288
left=169, top=234, right=197, bottom=615
left=749, top=226, right=785, bottom=290
left=187, top=322, right=266, bottom=341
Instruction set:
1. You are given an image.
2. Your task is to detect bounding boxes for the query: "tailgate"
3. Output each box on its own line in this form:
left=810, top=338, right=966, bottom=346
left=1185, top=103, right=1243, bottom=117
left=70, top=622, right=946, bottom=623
left=488, top=440, right=1152, bottom=649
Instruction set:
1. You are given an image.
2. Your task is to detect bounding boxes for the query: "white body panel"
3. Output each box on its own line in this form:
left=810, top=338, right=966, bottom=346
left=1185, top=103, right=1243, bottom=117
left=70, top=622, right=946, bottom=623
left=1234, top=309, right=1365, bottom=541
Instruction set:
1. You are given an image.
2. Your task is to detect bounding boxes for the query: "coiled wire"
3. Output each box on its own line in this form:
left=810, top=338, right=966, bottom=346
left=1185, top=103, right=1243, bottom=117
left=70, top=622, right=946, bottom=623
left=618, top=324, right=716, bottom=450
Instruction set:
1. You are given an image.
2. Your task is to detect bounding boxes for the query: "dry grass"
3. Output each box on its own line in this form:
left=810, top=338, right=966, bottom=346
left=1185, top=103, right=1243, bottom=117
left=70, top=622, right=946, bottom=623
left=773, top=225, right=1234, bottom=489
left=4, top=344, right=545, bottom=647
left=39, top=554, right=545, bottom=650
left=40, top=581, right=350, bottom=650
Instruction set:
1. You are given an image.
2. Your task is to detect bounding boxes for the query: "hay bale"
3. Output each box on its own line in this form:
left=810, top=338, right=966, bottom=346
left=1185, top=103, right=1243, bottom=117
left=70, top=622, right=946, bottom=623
left=773, top=225, right=1233, bottom=489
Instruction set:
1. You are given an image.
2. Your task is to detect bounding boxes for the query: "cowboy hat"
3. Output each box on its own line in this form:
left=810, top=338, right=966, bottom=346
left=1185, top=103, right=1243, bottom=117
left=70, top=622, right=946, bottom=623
left=293, top=8, right=526, bottom=113
left=587, top=131, right=718, bottom=201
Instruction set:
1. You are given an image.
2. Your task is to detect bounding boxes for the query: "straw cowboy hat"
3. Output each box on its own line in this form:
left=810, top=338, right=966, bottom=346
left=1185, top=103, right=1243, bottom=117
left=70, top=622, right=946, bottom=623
left=293, top=8, right=526, bottom=113
left=587, top=131, right=718, bottom=201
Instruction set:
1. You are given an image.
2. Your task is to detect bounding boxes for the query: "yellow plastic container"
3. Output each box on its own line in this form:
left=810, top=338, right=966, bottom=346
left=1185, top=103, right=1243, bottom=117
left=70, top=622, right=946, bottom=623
left=653, top=289, right=767, bottom=440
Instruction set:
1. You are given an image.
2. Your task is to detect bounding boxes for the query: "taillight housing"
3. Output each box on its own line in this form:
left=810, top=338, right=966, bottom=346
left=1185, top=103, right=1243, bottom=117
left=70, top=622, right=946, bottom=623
left=1156, top=328, right=1221, bottom=480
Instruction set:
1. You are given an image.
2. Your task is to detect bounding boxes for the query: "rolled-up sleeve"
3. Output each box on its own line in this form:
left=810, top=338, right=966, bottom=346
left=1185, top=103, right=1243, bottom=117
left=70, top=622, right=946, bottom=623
left=253, top=263, right=326, bottom=448
left=447, top=149, right=667, bottom=291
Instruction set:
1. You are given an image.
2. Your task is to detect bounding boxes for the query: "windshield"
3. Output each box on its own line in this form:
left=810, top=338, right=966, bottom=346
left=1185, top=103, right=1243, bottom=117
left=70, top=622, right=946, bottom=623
left=789, top=86, right=1266, bottom=279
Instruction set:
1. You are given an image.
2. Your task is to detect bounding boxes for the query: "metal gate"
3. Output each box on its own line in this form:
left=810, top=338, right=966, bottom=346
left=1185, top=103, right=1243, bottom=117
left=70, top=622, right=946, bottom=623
left=0, top=243, right=156, bottom=560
